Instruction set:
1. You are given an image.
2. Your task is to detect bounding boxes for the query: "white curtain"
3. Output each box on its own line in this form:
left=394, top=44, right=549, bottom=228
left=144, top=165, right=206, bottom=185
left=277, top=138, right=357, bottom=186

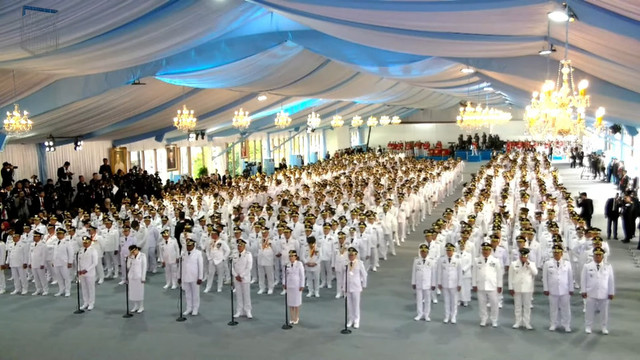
left=44, top=141, right=110, bottom=182
left=0, top=144, right=39, bottom=181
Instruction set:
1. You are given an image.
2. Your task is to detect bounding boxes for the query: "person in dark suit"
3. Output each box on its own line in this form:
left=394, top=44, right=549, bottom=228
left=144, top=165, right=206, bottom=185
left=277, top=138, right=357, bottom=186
left=619, top=170, right=630, bottom=192
left=99, top=158, right=112, bottom=180
left=1, top=162, right=15, bottom=189
left=621, top=192, right=636, bottom=244
left=576, top=192, right=594, bottom=228
left=222, top=170, right=232, bottom=187
left=604, top=193, right=622, bottom=240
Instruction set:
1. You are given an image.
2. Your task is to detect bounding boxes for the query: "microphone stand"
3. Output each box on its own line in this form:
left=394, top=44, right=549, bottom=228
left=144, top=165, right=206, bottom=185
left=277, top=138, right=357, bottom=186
left=282, top=263, right=292, bottom=330
left=176, top=255, right=186, bottom=322
left=74, top=251, right=84, bottom=314
left=228, top=258, right=238, bottom=326
left=340, top=264, right=351, bottom=334
left=123, top=253, right=133, bottom=318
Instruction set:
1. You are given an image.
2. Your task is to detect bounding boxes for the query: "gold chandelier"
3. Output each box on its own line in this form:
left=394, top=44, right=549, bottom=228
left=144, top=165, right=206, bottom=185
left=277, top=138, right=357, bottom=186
left=274, top=109, right=291, bottom=129
left=525, top=60, right=589, bottom=139
left=456, top=102, right=512, bottom=131
left=593, top=106, right=606, bottom=133
left=391, top=115, right=401, bottom=125
left=232, top=108, right=251, bottom=130
left=351, top=115, right=363, bottom=127
left=173, top=104, right=197, bottom=132
left=307, top=111, right=321, bottom=129
left=330, top=114, right=343, bottom=128
left=367, top=116, right=378, bottom=127
left=379, top=115, right=391, bottom=126
left=4, top=104, right=33, bottom=134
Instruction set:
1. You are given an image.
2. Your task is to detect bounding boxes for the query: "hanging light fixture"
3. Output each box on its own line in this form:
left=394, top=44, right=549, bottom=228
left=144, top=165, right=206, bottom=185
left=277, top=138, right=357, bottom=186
left=379, top=115, right=391, bottom=126
left=232, top=108, right=251, bottom=130
left=391, top=115, right=402, bottom=125
left=3, top=71, right=33, bottom=135
left=173, top=104, right=197, bottom=132
left=44, top=135, right=56, bottom=152
left=593, top=107, right=606, bottom=133
left=330, top=114, right=344, bottom=128
left=367, top=116, right=378, bottom=127
left=307, top=111, right=321, bottom=129
left=274, top=109, right=291, bottom=129
left=351, top=115, right=363, bottom=127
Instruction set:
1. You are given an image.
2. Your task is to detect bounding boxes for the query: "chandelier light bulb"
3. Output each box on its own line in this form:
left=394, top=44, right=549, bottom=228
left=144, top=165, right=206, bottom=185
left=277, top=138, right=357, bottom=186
left=548, top=10, right=569, bottom=23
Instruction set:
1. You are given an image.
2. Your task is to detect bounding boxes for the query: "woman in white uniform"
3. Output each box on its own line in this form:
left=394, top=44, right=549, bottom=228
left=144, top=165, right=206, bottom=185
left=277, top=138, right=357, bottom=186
left=127, top=245, right=147, bottom=313
left=284, top=249, right=305, bottom=324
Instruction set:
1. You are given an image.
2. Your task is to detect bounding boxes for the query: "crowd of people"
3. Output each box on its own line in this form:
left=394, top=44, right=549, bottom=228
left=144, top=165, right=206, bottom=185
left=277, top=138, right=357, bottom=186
left=0, top=148, right=618, bottom=334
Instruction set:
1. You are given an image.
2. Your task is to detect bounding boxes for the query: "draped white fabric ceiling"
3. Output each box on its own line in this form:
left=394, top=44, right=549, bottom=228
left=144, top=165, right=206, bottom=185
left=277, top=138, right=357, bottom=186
left=0, top=0, right=638, bottom=147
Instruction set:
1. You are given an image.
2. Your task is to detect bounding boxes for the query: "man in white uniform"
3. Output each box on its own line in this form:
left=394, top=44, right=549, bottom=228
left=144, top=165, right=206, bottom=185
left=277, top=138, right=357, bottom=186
left=29, top=231, right=49, bottom=296
left=179, top=238, right=203, bottom=316
left=233, top=239, right=253, bottom=319
left=411, top=244, right=436, bottom=321
left=52, top=228, right=74, bottom=297
left=542, top=244, right=574, bottom=332
left=508, top=248, right=538, bottom=329
left=437, top=243, right=462, bottom=324
left=78, top=236, right=98, bottom=310
left=581, top=246, right=615, bottom=335
left=472, top=242, right=504, bottom=327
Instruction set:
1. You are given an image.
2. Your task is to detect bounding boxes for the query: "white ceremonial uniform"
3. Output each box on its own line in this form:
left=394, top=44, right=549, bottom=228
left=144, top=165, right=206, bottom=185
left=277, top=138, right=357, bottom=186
left=90, top=235, right=105, bottom=283
left=78, top=246, right=98, bottom=309
left=344, top=259, right=367, bottom=328
left=7, top=240, right=29, bottom=294
left=159, top=237, right=180, bottom=288
left=437, top=255, right=463, bottom=323
left=472, top=255, right=504, bottom=326
left=52, top=237, right=74, bottom=296
left=302, top=243, right=321, bottom=296
left=508, top=260, right=538, bottom=328
left=0, top=241, right=6, bottom=293
left=144, top=225, right=160, bottom=273
left=119, top=234, right=137, bottom=281
left=127, top=252, right=147, bottom=310
left=232, top=249, right=253, bottom=317
left=581, top=261, right=615, bottom=332
left=332, top=244, right=349, bottom=298
left=180, top=248, right=203, bottom=315
left=411, top=256, right=437, bottom=321
left=101, top=227, right=120, bottom=278
left=205, top=238, right=230, bottom=292
left=542, top=258, right=573, bottom=330
left=458, top=250, right=473, bottom=304
left=29, top=240, right=48, bottom=294
left=257, top=238, right=275, bottom=294
left=318, top=233, right=335, bottom=288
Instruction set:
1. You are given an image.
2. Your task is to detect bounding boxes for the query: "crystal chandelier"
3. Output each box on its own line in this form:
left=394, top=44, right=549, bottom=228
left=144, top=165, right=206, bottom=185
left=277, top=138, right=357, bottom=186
left=232, top=108, right=251, bottom=130
left=4, top=104, right=32, bottom=134
left=330, top=114, right=344, bottom=128
left=593, top=107, right=606, bottom=133
left=391, top=116, right=401, bottom=125
left=307, top=111, right=321, bottom=129
left=274, top=109, right=291, bottom=129
left=173, top=104, right=197, bottom=132
left=379, top=115, right=391, bottom=126
left=524, top=60, right=590, bottom=139
left=456, top=102, right=511, bottom=131
left=351, top=115, right=363, bottom=127
left=367, top=116, right=378, bottom=127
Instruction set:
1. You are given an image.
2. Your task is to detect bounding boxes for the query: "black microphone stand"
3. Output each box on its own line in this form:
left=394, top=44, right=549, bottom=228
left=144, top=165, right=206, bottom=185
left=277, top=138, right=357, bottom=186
left=228, top=258, right=238, bottom=326
left=74, top=251, right=84, bottom=314
left=341, top=264, right=351, bottom=334
left=176, top=255, right=186, bottom=322
left=282, top=263, right=292, bottom=330
left=123, top=253, right=133, bottom=318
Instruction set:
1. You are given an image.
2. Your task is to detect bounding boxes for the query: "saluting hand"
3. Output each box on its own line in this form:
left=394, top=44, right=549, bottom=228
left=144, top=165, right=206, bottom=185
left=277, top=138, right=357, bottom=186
left=509, top=290, right=515, bottom=296
left=497, top=287, right=502, bottom=294
left=581, top=292, right=587, bottom=299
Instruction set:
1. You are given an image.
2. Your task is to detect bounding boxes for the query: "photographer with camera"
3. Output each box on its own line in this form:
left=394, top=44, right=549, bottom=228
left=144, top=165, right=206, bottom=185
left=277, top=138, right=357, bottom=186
left=2, top=162, right=16, bottom=189
left=57, top=161, right=74, bottom=210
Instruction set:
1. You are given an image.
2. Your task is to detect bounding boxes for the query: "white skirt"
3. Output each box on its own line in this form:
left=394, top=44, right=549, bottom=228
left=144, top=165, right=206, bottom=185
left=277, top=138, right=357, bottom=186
left=129, top=279, right=145, bottom=301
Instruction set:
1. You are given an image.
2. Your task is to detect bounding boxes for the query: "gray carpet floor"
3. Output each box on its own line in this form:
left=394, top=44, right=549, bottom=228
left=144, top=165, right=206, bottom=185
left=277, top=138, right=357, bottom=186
left=0, top=161, right=637, bottom=360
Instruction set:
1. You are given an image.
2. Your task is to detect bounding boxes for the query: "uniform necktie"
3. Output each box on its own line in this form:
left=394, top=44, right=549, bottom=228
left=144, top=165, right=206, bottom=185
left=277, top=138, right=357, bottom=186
left=484, top=258, right=487, bottom=263
left=84, top=249, right=87, bottom=253
left=422, top=259, right=425, bottom=265
left=188, top=251, right=191, bottom=256
left=557, top=261, right=560, bottom=268
left=448, top=258, right=451, bottom=263
left=597, top=264, right=600, bottom=270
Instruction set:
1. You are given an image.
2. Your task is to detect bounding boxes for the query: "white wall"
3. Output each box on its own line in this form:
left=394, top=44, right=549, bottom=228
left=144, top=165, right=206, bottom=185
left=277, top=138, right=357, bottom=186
left=325, top=125, right=350, bottom=154
left=365, top=121, right=528, bottom=148
left=0, top=144, right=39, bottom=181
left=45, top=140, right=111, bottom=182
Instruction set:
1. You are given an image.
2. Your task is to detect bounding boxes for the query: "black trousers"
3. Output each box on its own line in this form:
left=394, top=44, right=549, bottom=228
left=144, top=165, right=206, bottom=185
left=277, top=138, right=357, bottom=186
left=606, top=217, right=619, bottom=239
left=584, top=217, right=592, bottom=229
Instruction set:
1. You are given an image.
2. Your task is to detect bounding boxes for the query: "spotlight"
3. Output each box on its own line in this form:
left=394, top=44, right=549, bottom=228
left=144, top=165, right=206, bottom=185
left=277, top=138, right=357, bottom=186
left=44, top=135, right=56, bottom=152
left=188, top=132, right=196, bottom=142
left=74, top=137, right=84, bottom=151
left=548, top=3, right=577, bottom=22
left=257, top=94, right=267, bottom=102
left=460, top=67, right=475, bottom=74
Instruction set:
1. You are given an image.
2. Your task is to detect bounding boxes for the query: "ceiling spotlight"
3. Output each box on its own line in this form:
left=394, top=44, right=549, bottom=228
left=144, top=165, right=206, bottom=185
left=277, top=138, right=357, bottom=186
left=548, top=3, right=576, bottom=22
left=73, top=137, right=84, bottom=151
left=460, top=67, right=475, bottom=74
left=44, top=135, right=56, bottom=152
left=188, top=132, right=196, bottom=142
left=257, top=94, right=267, bottom=102
left=538, top=44, right=556, bottom=56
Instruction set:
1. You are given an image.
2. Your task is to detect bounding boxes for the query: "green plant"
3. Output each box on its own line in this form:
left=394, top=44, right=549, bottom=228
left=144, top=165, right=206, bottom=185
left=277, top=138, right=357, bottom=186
left=196, top=166, right=208, bottom=178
